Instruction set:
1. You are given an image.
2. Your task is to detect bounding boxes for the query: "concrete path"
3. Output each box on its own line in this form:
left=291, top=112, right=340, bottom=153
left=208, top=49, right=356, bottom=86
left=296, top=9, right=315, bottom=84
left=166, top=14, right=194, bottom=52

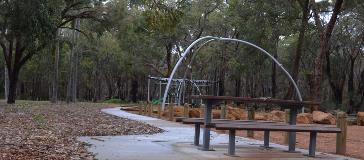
left=78, top=107, right=356, bottom=160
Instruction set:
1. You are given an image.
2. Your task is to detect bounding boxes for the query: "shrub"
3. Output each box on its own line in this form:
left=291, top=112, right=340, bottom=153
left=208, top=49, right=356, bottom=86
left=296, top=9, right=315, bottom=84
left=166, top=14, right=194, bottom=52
left=103, top=98, right=128, bottom=104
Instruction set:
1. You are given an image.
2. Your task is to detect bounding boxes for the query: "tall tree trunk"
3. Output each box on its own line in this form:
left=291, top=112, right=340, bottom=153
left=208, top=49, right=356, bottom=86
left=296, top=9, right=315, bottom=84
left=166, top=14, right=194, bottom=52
left=7, top=66, right=20, bottom=104
left=310, top=0, right=343, bottom=111
left=117, top=77, right=122, bottom=99
left=130, top=78, right=138, bottom=102
left=51, top=29, right=60, bottom=103
left=355, top=71, right=364, bottom=112
left=235, top=77, right=241, bottom=97
left=92, top=62, right=98, bottom=102
left=72, top=19, right=80, bottom=102
left=4, top=65, right=9, bottom=100
left=66, top=19, right=79, bottom=103
left=2, top=38, right=28, bottom=104
left=348, top=58, right=355, bottom=113
left=325, top=48, right=345, bottom=108
left=104, top=74, right=113, bottom=99
left=166, top=42, right=173, bottom=76
left=66, top=48, right=74, bottom=103
left=285, top=0, right=310, bottom=99
left=271, top=26, right=279, bottom=98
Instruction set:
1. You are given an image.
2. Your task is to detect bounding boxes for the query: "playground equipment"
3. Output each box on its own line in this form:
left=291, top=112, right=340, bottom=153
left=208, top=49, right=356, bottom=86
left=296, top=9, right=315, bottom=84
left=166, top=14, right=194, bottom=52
left=147, top=76, right=216, bottom=105
left=161, top=36, right=305, bottom=153
left=161, top=36, right=303, bottom=109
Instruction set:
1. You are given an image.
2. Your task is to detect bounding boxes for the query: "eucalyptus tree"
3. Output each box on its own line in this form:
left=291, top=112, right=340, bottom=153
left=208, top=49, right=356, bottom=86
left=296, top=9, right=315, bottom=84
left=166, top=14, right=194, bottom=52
left=327, top=7, right=364, bottom=111
left=285, top=0, right=311, bottom=99
left=0, top=0, right=105, bottom=103
left=0, top=0, right=56, bottom=103
left=310, top=0, right=344, bottom=110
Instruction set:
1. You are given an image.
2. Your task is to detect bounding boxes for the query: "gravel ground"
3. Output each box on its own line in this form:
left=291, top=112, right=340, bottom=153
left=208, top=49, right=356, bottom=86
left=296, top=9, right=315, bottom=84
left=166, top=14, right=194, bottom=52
left=0, top=101, right=163, bottom=160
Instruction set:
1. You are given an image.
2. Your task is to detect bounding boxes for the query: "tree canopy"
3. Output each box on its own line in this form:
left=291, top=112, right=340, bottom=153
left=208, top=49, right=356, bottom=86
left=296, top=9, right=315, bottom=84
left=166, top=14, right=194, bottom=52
left=0, top=0, right=363, bottom=113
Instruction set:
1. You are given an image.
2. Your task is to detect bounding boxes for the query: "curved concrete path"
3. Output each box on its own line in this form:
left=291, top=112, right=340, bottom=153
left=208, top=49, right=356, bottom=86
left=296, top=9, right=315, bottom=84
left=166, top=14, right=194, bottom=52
left=78, top=107, right=356, bottom=160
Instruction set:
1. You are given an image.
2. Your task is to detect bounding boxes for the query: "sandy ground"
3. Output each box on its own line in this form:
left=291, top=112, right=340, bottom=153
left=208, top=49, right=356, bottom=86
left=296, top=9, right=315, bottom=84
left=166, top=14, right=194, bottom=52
left=225, top=126, right=364, bottom=160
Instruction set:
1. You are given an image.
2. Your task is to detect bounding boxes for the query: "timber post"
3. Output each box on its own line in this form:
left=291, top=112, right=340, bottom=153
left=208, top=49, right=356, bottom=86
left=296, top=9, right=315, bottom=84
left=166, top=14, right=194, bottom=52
left=158, top=105, right=162, bottom=118
left=200, top=104, right=205, bottom=118
left=336, top=112, right=347, bottom=155
left=148, top=103, right=152, bottom=116
left=143, top=102, right=147, bottom=115
left=183, top=103, right=189, bottom=118
left=247, top=106, right=255, bottom=138
left=168, top=104, right=174, bottom=121
left=138, top=102, right=142, bottom=115
left=283, top=109, right=290, bottom=144
left=220, top=103, right=227, bottom=119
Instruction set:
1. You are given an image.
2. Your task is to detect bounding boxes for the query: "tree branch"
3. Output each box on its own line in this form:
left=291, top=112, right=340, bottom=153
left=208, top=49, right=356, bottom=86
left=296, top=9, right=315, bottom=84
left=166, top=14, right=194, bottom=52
left=59, top=26, right=91, bottom=39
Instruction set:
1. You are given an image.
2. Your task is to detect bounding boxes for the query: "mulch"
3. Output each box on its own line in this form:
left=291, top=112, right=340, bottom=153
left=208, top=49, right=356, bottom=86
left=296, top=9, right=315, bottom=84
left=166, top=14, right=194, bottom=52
left=0, top=101, right=163, bottom=160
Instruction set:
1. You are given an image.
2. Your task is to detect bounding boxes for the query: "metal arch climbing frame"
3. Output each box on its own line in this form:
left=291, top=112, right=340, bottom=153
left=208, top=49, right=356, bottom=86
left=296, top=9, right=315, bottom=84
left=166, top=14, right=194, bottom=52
left=162, top=36, right=303, bottom=110
left=177, top=39, right=216, bottom=106
left=148, top=76, right=205, bottom=105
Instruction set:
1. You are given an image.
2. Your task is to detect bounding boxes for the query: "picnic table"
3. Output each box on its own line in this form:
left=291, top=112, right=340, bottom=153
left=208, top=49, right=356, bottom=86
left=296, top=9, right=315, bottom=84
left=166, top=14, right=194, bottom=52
left=190, top=95, right=320, bottom=152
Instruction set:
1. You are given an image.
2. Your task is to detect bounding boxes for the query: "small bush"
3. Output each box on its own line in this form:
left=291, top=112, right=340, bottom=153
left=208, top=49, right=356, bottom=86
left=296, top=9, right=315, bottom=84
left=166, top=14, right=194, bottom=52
left=152, top=99, right=161, bottom=105
left=103, top=98, right=128, bottom=104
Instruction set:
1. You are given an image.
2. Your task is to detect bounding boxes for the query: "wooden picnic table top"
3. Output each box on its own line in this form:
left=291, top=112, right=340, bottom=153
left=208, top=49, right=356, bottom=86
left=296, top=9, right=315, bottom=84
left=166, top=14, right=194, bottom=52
left=215, top=123, right=341, bottom=133
left=190, top=95, right=320, bottom=106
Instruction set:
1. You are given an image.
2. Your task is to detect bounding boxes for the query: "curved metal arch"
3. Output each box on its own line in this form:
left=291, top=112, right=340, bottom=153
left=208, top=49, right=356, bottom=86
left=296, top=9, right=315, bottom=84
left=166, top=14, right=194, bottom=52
left=177, top=39, right=217, bottom=105
left=162, top=36, right=303, bottom=109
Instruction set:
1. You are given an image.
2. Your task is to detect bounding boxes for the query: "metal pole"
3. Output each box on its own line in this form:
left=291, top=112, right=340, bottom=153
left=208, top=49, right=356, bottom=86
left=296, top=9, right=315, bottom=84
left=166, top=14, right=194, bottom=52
left=263, top=130, right=270, bottom=148
left=217, top=81, right=219, bottom=96
left=228, top=129, right=236, bottom=155
left=147, top=76, right=150, bottom=103
left=309, top=132, right=317, bottom=157
left=178, top=39, right=216, bottom=104
left=162, top=36, right=215, bottom=109
left=159, top=81, right=162, bottom=100
left=194, top=124, right=200, bottom=146
left=202, top=102, right=212, bottom=151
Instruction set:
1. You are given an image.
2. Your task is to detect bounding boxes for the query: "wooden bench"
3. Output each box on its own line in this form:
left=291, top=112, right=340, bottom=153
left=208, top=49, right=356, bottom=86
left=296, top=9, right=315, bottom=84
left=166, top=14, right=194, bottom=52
left=190, top=95, right=321, bottom=152
left=174, top=117, right=198, bottom=122
left=181, top=118, right=282, bottom=146
left=215, top=123, right=341, bottom=157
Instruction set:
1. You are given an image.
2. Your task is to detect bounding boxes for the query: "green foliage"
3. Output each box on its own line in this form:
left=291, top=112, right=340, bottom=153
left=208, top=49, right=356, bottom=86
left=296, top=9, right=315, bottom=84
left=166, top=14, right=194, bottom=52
left=1, top=0, right=363, bottom=112
left=103, top=98, right=128, bottom=104
left=152, top=99, right=161, bottom=105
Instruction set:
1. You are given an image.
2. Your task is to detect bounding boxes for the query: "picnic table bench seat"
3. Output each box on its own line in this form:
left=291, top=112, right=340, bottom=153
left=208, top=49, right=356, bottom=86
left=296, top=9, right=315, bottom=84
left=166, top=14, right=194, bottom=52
left=215, top=123, right=341, bottom=157
left=180, top=95, right=340, bottom=157
left=179, top=118, right=340, bottom=157
left=180, top=118, right=284, bottom=146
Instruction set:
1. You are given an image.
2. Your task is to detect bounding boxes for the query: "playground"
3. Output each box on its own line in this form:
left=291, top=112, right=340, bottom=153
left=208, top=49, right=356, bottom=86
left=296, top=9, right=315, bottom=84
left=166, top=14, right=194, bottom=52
left=1, top=1, right=364, bottom=159
left=119, top=103, right=364, bottom=159
left=1, top=100, right=363, bottom=159
left=87, top=36, right=364, bottom=159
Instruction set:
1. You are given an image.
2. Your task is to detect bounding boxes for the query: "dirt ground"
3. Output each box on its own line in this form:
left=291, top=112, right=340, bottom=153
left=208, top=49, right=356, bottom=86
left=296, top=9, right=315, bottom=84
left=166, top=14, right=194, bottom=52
left=215, top=126, right=364, bottom=160
left=0, top=101, right=162, bottom=160
left=128, top=106, right=364, bottom=160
